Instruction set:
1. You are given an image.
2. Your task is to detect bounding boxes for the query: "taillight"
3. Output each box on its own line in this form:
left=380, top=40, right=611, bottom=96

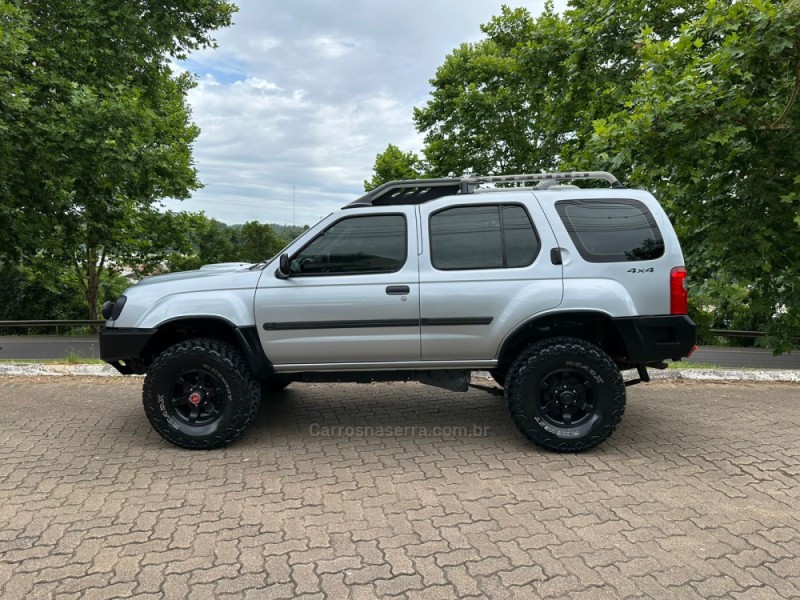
left=670, top=267, right=688, bottom=315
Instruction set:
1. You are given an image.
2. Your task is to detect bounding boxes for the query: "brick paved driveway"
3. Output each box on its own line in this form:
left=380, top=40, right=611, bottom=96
left=1, top=376, right=798, bottom=599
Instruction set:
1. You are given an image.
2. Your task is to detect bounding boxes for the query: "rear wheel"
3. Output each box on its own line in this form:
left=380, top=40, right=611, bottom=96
left=505, top=337, right=625, bottom=452
left=142, top=338, right=261, bottom=449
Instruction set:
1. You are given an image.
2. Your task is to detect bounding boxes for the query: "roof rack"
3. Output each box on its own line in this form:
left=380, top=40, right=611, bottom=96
left=345, top=171, right=623, bottom=208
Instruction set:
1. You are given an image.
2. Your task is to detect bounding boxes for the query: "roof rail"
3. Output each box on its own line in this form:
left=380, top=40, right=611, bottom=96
left=345, top=171, right=623, bottom=208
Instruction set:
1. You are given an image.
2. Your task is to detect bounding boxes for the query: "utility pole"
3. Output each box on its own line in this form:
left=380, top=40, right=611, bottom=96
left=292, top=185, right=296, bottom=227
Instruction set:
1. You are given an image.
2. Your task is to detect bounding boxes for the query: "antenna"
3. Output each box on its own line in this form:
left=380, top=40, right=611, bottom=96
left=292, top=185, right=296, bottom=227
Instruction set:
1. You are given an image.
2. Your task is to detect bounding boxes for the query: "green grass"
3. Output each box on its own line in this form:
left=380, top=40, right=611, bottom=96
left=0, top=358, right=106, bottom=365
left=668, top=361, right=722, bottom=370
left=668, top=362, right=768, bottom=371
left=64, top=349, right=84, bottom=364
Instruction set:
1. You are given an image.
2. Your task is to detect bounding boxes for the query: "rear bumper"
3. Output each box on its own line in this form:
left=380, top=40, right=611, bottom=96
left=612, top=315, right=697, bottom=363
left=99, top=327, right=156, bottom=374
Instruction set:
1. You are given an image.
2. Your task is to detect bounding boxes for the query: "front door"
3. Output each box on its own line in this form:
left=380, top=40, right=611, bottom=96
left=255, top=207, right=420, bottom=367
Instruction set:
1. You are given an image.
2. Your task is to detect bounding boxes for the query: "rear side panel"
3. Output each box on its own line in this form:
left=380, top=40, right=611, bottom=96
left=418, top=192, right=564, bottom=360
left=534, top=189, right=685, bottom=318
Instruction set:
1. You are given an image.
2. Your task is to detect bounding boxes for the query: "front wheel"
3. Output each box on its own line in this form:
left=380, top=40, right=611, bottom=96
left=142, top=338, right=261, bottom=449
left=505, top=337, right=625, bottom=452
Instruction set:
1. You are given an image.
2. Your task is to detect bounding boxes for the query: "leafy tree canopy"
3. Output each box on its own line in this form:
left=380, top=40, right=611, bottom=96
left=370, top=0, right=800, bottom=350
left=584, top=0, right=800, bottom=351
left=0, top=0, right=236, bottom=319
left=364, top=144, right=425, bottom=191
left=164, top=214, right=297, bottom=272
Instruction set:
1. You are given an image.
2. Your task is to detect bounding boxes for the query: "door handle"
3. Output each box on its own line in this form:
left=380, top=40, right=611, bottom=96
left=550, top=248, right=563, bottom=265
left=386, top=285, right=410, bottom=295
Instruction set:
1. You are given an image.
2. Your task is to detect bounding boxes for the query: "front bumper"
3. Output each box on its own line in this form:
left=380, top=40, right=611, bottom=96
left=99, top=327, right=156, bottom=374
left=612, top=315, right=697, bottom=363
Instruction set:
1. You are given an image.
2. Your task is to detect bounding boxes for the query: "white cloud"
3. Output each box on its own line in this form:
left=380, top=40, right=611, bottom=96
left=312, top=36, right=359, bottom=59
left=169, top=0, right=563, bottom=226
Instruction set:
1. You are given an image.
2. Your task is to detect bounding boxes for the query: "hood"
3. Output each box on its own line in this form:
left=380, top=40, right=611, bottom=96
left=199, top=262, right=252, bottom=271
left=135, top=263, right=256, bottom=287
left=111, top=262, right=265, bottom=329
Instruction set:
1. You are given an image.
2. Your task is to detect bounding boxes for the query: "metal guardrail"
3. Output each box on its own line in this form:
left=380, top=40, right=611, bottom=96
left=0, top=320, right=105, bottom=327
left=709, top=329, right=764, bottom=339
left=0, top=320, right=104, bottom=335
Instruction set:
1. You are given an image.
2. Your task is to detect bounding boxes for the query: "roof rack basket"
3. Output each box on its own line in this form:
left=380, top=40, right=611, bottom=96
left=346, top=171, right=623, bottom=208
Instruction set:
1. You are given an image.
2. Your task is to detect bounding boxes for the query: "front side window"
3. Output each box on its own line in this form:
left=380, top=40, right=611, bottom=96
left=555, top=199, right=664, bottom=262
left=291, top=214, right=407, bottom=276
left=430, top=204, right=540, bottom=270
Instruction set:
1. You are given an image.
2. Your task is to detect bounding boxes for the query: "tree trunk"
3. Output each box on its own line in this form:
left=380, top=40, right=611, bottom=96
left=78, top=245, right=105, bottom=324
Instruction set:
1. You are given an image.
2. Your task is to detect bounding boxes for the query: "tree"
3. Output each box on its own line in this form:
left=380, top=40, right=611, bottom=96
left=364, top=144, right=425, bottom=191
left=165, top=213, right=239, bottom=272
left=413, top=5, right=563, bottom=177
left=236, top=222, right=288, bottom=263
left=0, top=0, right=236, bottom=319
left=377, top=0, right=799, bottom=350
left=163, top=216, right=309, bottom=273
left=412, top=2, right=707, bottom=177
left=582, top=0, right=800, bottom=351
left=0, top=259, right=129, bottom=333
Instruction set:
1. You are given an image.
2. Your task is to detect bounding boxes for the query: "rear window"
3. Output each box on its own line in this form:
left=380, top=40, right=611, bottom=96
left=555, top=199, right=664, bottom=262
left=429, top=204, right=540, bottom=270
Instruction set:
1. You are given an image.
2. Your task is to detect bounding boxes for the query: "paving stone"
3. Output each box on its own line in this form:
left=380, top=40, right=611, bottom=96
left=0, top=378, right=798, bottom=599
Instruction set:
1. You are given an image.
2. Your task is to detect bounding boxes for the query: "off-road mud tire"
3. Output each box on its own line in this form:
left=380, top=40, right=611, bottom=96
left=506, top=337, right=625, bottom=452
left=142, top=338, right=261, bottom=449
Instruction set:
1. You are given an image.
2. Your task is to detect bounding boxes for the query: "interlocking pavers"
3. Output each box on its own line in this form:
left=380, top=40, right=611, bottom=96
left=0, top=376, right=799, bottom=599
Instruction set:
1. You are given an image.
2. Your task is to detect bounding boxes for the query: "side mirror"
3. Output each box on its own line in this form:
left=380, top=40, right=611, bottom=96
left=276, top=253, right=291, bottom=279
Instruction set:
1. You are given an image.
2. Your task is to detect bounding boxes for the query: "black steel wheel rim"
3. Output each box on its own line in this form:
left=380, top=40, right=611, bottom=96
left=537, top=368, right=595, bottom=428
left=169, top=369, right=227, bottom=426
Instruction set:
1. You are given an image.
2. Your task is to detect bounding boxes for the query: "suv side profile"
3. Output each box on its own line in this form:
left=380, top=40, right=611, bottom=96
left=100, top=172, right=696, bottom=452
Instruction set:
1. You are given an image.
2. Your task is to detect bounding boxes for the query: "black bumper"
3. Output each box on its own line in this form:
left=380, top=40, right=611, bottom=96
left=612, top=315, right=697, bottom=363
left=99, top=327, right=156, bottom=374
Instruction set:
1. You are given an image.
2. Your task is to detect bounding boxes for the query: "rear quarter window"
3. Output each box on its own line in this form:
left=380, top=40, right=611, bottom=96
left=555, top=199, right=664, bottom=263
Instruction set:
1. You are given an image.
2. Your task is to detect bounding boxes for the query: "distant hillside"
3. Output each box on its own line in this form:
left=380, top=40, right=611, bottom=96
left=269, top=224, right=311, bottom=240
left=225, top=223, right=309, bottom=241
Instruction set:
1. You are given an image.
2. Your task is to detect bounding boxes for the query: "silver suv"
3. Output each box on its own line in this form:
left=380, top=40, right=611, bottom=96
left=100, top=172, right=696, bottom=451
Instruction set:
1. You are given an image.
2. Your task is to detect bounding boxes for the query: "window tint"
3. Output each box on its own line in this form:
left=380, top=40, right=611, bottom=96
left=291, top=215, right=406, bottom=275
left=430, top=204, right=539, bottom=270
left=503, top=205, right=538, bottom=267
left=555, top=199, right=664, bottom=263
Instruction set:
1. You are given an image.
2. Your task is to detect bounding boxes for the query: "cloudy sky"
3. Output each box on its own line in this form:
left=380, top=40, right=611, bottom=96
left=165, top=0, right=560, bottom=226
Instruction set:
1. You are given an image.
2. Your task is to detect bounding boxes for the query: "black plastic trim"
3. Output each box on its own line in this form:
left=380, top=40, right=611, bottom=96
left=110, top=295, right=127, bottom=320
left=101, top=323, right=274, bottom=379
left=550, top=248, right=563, bottom=265
left=234, top=325, right=273, bottom=378
left=263, top=319, right=420, bottom=331
left=263, top=317, right=493, bottom=331
left=386, top=285, right=410, bottom=295
left=420, top=317, right=493, bottom=326
left=100, top=327, right=157, bottom=363
left=612, top=315, right=697, bottom=362
left=346, top=172, right=623, bottom=208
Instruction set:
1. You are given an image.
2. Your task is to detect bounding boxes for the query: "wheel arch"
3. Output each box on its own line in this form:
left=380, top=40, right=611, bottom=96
left=139, top=317, right=272, bottom=378
left=496, top=311, right=627, bottom=372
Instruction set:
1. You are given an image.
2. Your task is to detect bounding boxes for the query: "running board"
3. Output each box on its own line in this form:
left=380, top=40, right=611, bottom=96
left=300, top=369, right=471, bottom=393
